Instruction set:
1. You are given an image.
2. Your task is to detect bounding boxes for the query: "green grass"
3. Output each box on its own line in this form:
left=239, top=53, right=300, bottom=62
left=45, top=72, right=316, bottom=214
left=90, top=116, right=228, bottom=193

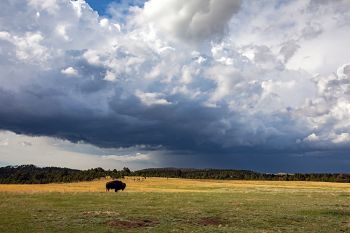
left=0, top=190, right=349, bottom=232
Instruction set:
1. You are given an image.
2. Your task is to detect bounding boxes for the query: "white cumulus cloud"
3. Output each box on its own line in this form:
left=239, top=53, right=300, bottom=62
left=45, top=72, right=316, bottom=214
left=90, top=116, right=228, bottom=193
left=140, top=0, right=241, bottom=42
left=61, top=66, right=78, bottom=76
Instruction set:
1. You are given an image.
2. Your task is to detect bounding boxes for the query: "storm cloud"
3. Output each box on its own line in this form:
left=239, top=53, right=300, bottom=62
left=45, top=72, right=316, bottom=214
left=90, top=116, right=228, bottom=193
left=1, top=0, right=350, bottom=172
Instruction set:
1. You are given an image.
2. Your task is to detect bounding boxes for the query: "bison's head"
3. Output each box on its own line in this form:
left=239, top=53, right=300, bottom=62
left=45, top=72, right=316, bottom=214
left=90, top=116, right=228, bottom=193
left=122, top=182, right=126, bottom=191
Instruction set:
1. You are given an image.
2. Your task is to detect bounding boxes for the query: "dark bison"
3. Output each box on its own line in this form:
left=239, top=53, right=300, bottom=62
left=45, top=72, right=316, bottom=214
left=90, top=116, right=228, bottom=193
left=106, top=180, right=126, bottom=192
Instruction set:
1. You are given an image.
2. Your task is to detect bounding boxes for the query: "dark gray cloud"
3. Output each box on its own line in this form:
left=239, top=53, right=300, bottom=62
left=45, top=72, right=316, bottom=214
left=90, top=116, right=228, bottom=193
left=0, top=0, right=350, bottom=172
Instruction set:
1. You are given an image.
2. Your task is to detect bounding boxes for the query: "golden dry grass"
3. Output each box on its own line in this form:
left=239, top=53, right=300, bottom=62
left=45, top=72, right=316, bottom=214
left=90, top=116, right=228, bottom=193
left=1, top=177, right=350, bottom=232
left=1, top=177, right=350, bottom=193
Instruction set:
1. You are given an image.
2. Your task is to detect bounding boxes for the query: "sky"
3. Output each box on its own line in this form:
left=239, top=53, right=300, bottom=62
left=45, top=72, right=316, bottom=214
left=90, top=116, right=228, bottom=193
left=0, top=0, right=350, bottom=172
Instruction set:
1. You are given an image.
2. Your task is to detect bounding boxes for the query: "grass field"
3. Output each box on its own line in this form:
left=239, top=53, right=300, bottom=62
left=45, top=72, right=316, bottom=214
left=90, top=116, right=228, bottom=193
left=0, top=177, right=350, bottom=232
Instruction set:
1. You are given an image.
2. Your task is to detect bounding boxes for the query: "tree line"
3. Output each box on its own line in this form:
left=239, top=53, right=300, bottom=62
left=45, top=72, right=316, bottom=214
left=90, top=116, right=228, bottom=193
left=0, top=165, right=349, bottom=184
left=133, top=168, right=350, bottom=183
left=0, top=165, right=130, bottom=184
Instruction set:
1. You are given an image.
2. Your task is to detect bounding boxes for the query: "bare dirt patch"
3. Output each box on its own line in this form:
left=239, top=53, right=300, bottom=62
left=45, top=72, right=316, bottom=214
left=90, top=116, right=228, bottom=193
left=106, top=219, right=159, bottom=229
left=197, top=217, right=224, bottom=226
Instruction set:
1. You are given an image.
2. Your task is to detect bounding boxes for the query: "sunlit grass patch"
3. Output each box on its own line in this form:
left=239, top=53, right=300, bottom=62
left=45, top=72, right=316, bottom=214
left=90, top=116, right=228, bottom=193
left=1, top=177, right=350, bottom=193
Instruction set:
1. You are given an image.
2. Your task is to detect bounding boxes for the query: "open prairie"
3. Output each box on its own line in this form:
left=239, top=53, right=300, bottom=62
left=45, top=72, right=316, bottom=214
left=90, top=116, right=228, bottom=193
left=1, top=178, right=350, bottom=232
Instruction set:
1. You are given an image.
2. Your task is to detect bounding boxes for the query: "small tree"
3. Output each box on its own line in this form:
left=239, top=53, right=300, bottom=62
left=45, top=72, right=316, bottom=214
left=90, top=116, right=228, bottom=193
left=123, top=167, right=131, bottom=175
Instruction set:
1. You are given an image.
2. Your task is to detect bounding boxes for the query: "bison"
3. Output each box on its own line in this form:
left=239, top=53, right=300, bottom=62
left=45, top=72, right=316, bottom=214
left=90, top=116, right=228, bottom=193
left=106, top=180, right=126, bottom=192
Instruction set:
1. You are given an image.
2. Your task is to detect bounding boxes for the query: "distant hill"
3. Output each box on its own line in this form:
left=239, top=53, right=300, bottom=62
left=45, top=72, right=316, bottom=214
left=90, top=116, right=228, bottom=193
left=133, top=167, right=261, bottom=180
left=0, top=165, right=349, bottom=184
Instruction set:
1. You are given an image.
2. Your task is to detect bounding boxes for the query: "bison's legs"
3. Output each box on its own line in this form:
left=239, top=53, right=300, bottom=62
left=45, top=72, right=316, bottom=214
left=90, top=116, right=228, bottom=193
left=115, top=189, right=118, bottom=192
